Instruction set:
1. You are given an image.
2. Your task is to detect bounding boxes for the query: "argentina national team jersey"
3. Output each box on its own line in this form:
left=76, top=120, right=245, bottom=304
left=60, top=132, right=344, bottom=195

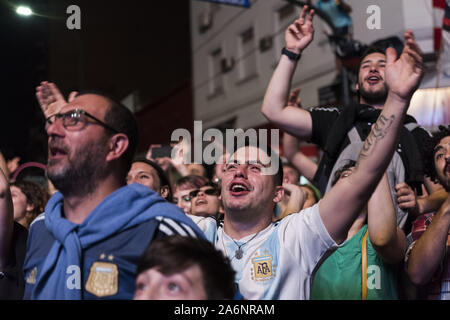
left=24, top=213, right=202, bottom=300
left=189, top=202, right=338, bottom=300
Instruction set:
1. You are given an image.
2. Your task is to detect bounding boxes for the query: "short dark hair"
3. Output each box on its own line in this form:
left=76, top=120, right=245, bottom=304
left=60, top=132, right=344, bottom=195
left=423, top=125, right=450, bottom=185
left=76, top=91, right=139, bottom=179
left=137, top=235, right=236, bottom=300
left=132, top=157, right=172, bottom=202
left=357, top=45, right=386, bottom=76
left=331, top=160, right=357, bottom=187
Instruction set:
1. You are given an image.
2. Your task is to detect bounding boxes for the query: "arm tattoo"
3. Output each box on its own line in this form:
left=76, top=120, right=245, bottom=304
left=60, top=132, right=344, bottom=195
left=356, top=114, right=396, bottom=167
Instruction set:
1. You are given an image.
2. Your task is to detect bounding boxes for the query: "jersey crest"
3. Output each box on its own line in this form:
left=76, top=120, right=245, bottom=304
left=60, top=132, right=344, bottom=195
left=85, top=262, right=118, bottom=297
left=250, top=250, right=276, bottom=281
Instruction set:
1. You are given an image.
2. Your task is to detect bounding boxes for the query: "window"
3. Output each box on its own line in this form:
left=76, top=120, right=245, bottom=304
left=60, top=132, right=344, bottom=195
left=274, top=3, right=297, bottom=60
left=209, top=47, right=224, bottom=96
left=237, top=27, right=257, bottom=81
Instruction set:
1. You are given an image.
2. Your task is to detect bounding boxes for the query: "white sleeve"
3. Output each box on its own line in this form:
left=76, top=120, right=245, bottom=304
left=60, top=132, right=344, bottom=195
left=279, top=201, right=338, bottom=275
left=186, top=214, right=218, bottom=243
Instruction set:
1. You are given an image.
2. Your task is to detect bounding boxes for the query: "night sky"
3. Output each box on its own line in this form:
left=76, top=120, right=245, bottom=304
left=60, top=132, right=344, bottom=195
left=0, top=0, right=191, bottom=164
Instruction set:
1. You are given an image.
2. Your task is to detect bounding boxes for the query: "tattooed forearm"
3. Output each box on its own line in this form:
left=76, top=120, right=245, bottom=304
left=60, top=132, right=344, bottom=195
left=356, top=114, right=396, bottom=165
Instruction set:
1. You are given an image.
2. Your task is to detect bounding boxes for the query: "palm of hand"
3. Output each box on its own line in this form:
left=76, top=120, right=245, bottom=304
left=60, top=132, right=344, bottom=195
left=385, top=51, right=422, bottom=100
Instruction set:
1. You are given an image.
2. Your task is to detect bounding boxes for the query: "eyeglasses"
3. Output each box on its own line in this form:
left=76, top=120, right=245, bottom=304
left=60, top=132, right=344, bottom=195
left=189, top=188, right=219, bottom=198
left=46, top=109, right=119, bottom=133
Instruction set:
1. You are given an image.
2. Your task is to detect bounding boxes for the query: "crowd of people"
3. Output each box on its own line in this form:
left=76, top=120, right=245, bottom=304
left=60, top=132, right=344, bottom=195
left=0, top=5, right=449, bottom=300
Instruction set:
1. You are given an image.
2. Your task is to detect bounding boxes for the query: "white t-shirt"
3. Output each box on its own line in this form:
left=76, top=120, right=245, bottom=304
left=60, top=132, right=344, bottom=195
left=188, top=202, right=337, bottom=300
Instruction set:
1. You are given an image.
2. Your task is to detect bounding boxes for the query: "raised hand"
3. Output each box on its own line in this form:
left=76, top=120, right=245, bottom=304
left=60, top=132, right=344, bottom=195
left=36, top=81, right=77, bottom=119
left=395, top=182, right=419, bottom=217
left=285, top=6, right=315, bottom=55
left=385, top=30, right=423, bottom=101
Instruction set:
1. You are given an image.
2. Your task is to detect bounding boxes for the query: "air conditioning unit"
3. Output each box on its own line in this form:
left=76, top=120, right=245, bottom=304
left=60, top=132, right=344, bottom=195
left=199, top=11, right=212, bottom=34
left=221, top=57, right=235, bottom=73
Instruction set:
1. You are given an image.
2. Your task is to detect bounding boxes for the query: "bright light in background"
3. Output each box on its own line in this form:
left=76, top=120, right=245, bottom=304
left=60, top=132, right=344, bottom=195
left=409, top=87, right=450, bottom=130
left=16, top=6, right=33, bottom=16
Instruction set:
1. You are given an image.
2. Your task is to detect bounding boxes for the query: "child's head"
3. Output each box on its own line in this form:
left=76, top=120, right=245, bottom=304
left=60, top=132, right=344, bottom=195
left=134, top=235, right=236, bottom=300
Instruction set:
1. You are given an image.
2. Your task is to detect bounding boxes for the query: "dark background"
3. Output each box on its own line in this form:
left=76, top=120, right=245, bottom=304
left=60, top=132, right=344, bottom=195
left=0, top=0, right=192, bottom=164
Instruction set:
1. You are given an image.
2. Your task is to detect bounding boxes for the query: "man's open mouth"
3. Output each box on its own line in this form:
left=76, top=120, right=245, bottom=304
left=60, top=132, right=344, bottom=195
left=366, top=75, right=381, bottom=85
left=195, top=199, right=208, bottom=206
left=49, top=146, right=68, bottom=158
left=229, top=181, right=250, bottom=196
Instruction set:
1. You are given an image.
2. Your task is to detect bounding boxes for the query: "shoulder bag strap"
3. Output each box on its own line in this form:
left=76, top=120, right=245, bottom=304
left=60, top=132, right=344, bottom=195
left=361, top=228, right=369, bottom=300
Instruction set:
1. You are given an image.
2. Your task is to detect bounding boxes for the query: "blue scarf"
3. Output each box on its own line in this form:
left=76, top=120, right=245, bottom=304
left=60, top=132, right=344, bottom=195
left=31, top=183, right=205, bottom=300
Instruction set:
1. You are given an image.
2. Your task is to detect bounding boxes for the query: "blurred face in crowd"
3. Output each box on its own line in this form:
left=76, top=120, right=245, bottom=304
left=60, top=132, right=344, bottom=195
left=127, top=162, right=161, bottom=193
left=46, top=94, right=112, bottom=195
left=186, top=164, right=206, bottom=177
left=134, top=265, right=207, bottom=300
left=221, top=146, right=283, bottom=215
left=10, top=185, right=33, bottom=227
left=434, top=136, right=450, bottom=191
left=300, top=186, right=317, bottom=209
left=357, top=52, right=388, bottom=107
left=190, top=186, right=221, bottom=218
left=283, top=165, right=300, bottom=185
left=173, top=187, right=195, bottom=214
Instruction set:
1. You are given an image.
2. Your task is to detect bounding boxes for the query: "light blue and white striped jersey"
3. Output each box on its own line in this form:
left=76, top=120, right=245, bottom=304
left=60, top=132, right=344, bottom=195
left=188, top=202, right=337, bottom=300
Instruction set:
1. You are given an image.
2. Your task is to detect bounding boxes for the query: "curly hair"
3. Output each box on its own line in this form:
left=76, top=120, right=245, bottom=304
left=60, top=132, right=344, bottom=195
left=423, top=125, right=450, bottom=184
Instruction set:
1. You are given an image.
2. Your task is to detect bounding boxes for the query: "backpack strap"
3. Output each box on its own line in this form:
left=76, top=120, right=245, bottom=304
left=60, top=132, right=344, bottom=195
left=404, top=122, right=419, bottom=132
left=348, top=126, right=361, bottom=143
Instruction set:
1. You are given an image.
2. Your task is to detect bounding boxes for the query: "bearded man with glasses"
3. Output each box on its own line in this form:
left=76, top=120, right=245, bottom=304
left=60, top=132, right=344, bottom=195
left=22, top=85, right=205, bottom=300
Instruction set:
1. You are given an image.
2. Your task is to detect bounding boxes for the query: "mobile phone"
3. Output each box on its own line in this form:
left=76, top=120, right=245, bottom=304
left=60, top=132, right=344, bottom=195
left=151, top=145, right=173, bottom=158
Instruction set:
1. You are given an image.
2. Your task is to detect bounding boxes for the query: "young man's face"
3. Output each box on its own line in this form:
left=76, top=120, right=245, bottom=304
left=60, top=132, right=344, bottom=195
left=190, top=186, right=221, bottom=217
left=434, top=136, right=450, bottom=191
left=357, top=52, right=388, bottom=106
left=133, top=265, right=207, bottom=300
left=126, top=162, right=161, bottom=193
left=221, top=146, right=282, bottom=214
left=283, top=165, right=300, bottom=185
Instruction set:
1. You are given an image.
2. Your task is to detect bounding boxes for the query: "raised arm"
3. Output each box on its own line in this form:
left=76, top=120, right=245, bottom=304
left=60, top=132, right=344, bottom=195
left=282, top=89, right=318, bottom=181
left=406, top=195, right=450, bottom=285
left=368, top=173, right=406, bottom=264
left=0, top=153, right=13, bottom=271
left=261, top=6, right=315, bottom=139
left=276, top=183, right=307, bottom=220
left=319, top=30, right=424, bottom=244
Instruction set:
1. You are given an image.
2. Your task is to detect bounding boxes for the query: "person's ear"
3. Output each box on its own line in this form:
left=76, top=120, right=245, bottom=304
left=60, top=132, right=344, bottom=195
left=273, top=186, right=284, bottom=203
left=106, top=134, right=129, bottom=162
left=160, top=185, right=170, bottom=199
left=26, top=203, right=35, bottom=213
